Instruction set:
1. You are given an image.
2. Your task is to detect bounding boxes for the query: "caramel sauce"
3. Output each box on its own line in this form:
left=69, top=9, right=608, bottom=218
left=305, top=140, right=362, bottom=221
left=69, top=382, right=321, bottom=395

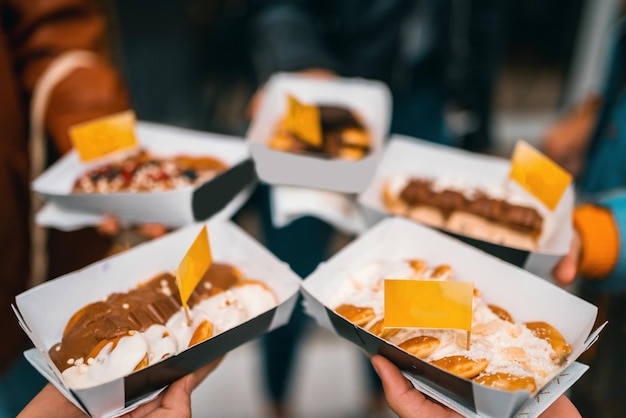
left=49, top=262, right=242, bottom=372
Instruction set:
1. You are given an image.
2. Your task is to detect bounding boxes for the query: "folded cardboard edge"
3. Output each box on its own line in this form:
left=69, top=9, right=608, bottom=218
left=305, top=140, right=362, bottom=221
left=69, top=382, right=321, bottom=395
left=192, top=158, right=256, bottom=222
left=250, top=143, right=380, bottom=193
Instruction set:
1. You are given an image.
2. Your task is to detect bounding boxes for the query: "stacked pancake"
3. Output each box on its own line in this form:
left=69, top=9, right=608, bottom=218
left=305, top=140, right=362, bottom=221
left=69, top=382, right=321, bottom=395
left=268, top=105, right=371, bottom=160
left=332, top=259, right=570, bottom=392
left=49, top=262, right=277, bottom=389
left=382, top=176, right=544, bottom=251
left=73, top=149, right=228, bottom=193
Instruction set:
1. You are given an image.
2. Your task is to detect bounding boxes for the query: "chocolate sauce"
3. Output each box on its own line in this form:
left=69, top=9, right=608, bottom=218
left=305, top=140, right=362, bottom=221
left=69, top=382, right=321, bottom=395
left=49, top=262, right=242, bottom=372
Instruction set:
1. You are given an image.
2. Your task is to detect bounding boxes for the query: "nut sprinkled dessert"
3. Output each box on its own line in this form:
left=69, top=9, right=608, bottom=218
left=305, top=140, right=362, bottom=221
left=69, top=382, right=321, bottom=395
left=73, top=149, right=228, bottom=193
left=50, top=262, right=276, bottom=389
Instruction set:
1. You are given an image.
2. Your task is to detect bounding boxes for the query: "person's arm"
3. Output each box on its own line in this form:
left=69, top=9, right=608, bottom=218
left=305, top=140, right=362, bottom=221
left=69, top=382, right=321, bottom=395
left=541, top=93, right=602, bottom=178
left=371, top=355, right=463, bottom=418
left=371, top=355, right=581, bottom=418
left=6, top=0, right=130, bottom=154
left=18, top=358, right=222, bottom=418
left=553, top=191, right=626, bottom=289
left=248, top=0, right=338, bottom=84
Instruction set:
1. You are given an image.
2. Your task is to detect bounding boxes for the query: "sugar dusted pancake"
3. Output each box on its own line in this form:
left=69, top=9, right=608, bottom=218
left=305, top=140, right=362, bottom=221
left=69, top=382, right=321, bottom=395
left=332, top=258, right=570, bottom=393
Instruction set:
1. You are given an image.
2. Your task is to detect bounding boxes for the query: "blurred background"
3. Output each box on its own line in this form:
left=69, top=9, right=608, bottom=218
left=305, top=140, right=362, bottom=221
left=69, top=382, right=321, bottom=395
left=105, top=0, right=616, bottom=154
left=94, top=0, right=619, bottom=417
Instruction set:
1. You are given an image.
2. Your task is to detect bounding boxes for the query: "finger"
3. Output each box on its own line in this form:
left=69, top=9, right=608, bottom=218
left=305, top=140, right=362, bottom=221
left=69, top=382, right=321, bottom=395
left=157, top=374, right=194, bottom=418
left=190, top=357, right=224, bottom=390
left=97, top=215, right=120, bottom=236
left=247, top=90, right=263, bottom=120
left=121, top=392, right=164, bottom=418
left=552, top=234, right=581, bottom=285
left=371, top=355, right=461, bottom=418
left=539, top=395, right=582, bottom=418
left=125, top=376, right=194, bottom=418
left=137, top=223, right=168, bottom=239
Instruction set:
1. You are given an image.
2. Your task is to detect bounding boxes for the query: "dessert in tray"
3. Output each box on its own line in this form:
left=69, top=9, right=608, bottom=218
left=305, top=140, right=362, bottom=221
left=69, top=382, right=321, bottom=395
left=268, top=104, right=371, bottom=160
left=332, top=258, right=571, bottom=392
left=382, top=176, right=544, bottom=251
left=72, top=149, right=228, bottom=193
left=50, top=262, right=277, bottom=389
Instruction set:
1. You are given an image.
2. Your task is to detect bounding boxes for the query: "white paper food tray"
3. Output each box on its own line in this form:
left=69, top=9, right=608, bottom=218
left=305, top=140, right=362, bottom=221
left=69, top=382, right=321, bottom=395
left=32, top=121, right=256, bottom=228
left=246, top=72, right=392, bottom=193
left=301, top=217, right=602, bottom=418
left=13, top=218, right=301, bottom=418
left=358, top=135, right=574, bottom=278
left=35, top=183, right=255, bottom=232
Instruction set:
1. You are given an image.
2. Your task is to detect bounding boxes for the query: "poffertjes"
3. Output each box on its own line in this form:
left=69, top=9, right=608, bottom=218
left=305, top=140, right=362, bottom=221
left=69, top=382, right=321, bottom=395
left=268, top=104, right=372, bottom=160
left=50, top=262, right=277, bottom=389
left=332, top=258, right=571, bottom=392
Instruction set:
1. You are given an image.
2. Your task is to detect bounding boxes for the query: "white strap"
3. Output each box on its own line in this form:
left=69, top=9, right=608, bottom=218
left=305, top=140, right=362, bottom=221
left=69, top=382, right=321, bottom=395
left=28, top=50, right=99, bottom=288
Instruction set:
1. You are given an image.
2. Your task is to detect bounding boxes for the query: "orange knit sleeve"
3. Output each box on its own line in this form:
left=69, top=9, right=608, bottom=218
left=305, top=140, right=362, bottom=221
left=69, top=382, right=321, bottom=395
left=573, top=204, right=619, bottom=279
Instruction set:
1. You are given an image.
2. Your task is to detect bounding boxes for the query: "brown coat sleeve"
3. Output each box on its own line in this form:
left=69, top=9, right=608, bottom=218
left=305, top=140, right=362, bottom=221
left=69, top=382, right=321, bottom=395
left=0, top=0, right=130, bottom=372
left=5, top=0, right=131, bottom=153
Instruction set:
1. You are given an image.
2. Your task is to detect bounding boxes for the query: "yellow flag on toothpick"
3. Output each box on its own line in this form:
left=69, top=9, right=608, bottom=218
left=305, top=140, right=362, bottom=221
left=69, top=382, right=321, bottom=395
left=285, top=94, right=322, bottom=147
left=175, top=225, right=212, bottom=308
left=69, top=110, right=139, bottom=162
left=509, top=140, right=572, bottom=211
left=384, top=280, right=474, bottom=331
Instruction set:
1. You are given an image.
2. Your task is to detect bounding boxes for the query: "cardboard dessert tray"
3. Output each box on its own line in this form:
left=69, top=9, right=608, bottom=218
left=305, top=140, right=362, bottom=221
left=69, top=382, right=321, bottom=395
left=32, top=121, right=256, bottom=228
left=301, top=217, right=602, bottom=418
left=358, top=135, right=575, bottom=278
left=247, top=72, right=392, bottom=193
left=14, top=219, right=301, bottom=418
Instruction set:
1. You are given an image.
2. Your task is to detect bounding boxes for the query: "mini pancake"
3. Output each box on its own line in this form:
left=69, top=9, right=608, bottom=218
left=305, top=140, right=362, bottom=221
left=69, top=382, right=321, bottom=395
left=431, top=356, right=489, bottom=379
left=525, top=321, right=572, bottom=364
left=488, top=304, right=514, bottom=323
left=367, top=318, right=400, bottom=340
left=335, top=304, right=376, bottom=326
left=398, top=336, right=441, bottom=359
left=474, top=372, right=537, bottom=392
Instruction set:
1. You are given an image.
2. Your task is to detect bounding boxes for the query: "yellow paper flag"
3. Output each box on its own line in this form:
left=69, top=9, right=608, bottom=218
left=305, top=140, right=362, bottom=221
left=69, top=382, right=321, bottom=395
left=69, top=110, right=139, bottom=162
left=509, top=140, right=572, bottom=211
left=285, top=94, right=322, bottom=147
left=175, top=225, right=212, bottom=308
left=384, top=280, right=474, bottom=330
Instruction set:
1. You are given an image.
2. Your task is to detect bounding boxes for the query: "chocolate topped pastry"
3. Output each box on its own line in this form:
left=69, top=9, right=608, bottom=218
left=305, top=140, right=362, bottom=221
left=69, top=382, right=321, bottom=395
left=49, top=263, right=241, bottom=372
left=268, top=104, right=372, bottom=160
left=383, top=176, right=545, bottom=251
left=399, top=178, right=433, bottom=206
left=502, top=205, right=544, bottom=234
left=49, top=262, right=277, bottom=389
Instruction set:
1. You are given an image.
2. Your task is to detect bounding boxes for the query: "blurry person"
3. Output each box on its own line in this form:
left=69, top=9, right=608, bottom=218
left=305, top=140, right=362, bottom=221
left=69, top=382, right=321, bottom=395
left=547, top=8, right=626, bottom=418
left=18, top=357, right=223, bottom=418
left=0, top=0, right=130, bottom=415
left=246, top=1, right=508, bottom=416
left=370, top=355, right=582, bottom=418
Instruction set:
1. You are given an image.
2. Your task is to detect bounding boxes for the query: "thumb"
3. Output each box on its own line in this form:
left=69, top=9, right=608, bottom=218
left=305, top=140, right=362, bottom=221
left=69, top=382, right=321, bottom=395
left=552, top=233, right=581, bottom=285
left=159, top=374, right=195, bottom=417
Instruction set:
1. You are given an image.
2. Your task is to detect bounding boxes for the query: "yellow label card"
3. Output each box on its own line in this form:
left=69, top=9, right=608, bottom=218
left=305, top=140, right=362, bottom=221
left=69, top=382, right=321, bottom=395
left=384, top=280, right=474, bottom=330
left=509, top=140, right=572, bottom=211
left=175, top=225, right=213, bottom=308
left=285, top=94, right=322, bottom=147
left=69, top=110, right=138, bottom=162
